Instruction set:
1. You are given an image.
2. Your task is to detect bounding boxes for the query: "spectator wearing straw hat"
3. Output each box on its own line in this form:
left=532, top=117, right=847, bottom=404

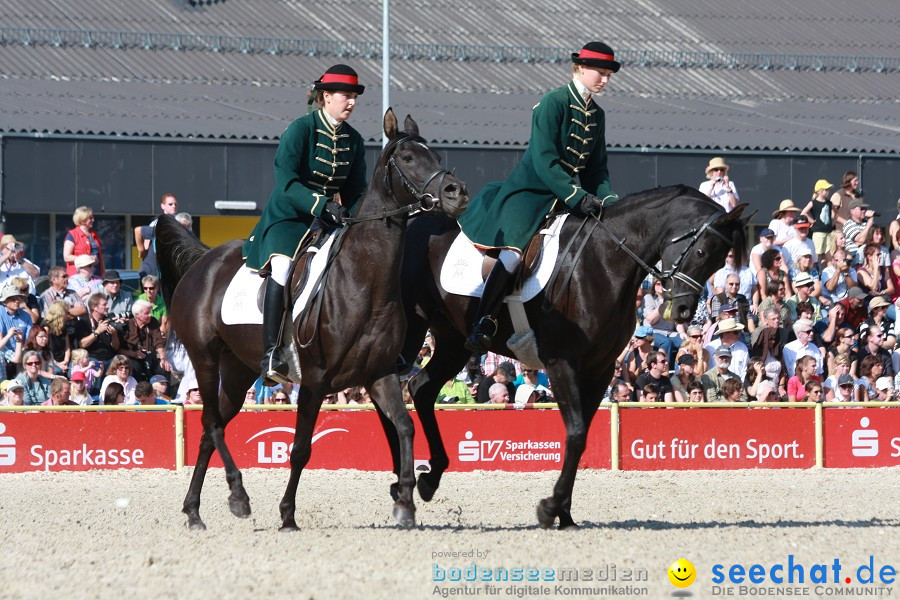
left=698, top=157, right=739, bottom=212
left=704, top=317, right=748, bottom=380
left=0, top=283, right=30, bottom=377
left=859, top=295, right=895, bottom=350
left=768, top=200, right=801, bottom=247
left=800, top=179, right=837, bottom=261
left=785, top=271, right=824, bottom=323
left=0, top=234, right=40, bottom=294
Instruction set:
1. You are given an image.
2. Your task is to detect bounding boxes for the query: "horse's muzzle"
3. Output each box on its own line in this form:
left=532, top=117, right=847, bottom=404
left=441, top=177, right=469, bottom=219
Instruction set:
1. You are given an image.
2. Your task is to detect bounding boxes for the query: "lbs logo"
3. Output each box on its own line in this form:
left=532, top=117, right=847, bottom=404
left=0, top=421, right=15, bottom=466
left=246, top=426, right=348, bottom=464
left=458, top=431, right=503, bottom=462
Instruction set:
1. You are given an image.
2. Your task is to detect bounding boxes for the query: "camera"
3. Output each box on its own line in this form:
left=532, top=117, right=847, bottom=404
left=110, top=310, right=133, bottom=320
left=13, top=244, right=24, bottom=252
left=716, top=177, right=724, bottom=183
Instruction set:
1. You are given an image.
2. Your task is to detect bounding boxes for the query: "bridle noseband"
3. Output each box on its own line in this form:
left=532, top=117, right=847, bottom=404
left=345, top=135, right=453, bottom=224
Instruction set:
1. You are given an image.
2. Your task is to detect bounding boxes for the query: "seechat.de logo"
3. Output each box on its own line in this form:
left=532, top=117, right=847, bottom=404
left=0, top=421, right=16, bottom=466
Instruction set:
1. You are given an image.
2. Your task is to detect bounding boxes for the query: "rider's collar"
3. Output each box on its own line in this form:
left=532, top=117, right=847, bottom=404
left=572, top=78, right=593, bottom=103
left=319, top=109, right=341, bottom=128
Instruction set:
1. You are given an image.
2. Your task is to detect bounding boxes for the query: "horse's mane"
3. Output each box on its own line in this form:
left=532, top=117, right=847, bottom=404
left=155, top=214, right=211, bottom=308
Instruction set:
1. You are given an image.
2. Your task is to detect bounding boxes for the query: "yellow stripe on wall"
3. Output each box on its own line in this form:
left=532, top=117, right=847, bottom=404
left=198, top=216, right=258, bottom=248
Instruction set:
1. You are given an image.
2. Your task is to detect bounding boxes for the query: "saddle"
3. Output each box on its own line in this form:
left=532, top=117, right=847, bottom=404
left=478, top=212, right=558, bottom=284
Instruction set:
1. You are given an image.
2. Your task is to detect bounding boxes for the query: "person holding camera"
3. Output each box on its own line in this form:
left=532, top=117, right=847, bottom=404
left=820, top=248, right=859, bottom=304
left=74, top=293, right=121, bottom=370
left=0, top=234, right=40, bottom=294
left=119, top=299, right=170, bottom=381
left=843, top=198, right=877, bottom=263
left=699, top=157, right=740, bottom=212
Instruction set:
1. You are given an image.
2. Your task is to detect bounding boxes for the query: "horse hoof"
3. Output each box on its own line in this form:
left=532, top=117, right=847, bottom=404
left=187, top=518, right=207, bottom=532
left=393, top=503, right=416, bottom=528
left=536, top=499, right=557, bottom=529
left=229, top=499, right=251, bottom=519
left=559, top=523, right=581, bottom=531
left=416, top=473, right=437, bottom=502
left=279, top=522, right=300, bottom=533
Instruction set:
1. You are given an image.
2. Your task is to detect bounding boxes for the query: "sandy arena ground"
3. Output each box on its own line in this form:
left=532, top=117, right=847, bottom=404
left=2, top=467, right=899, bottom=600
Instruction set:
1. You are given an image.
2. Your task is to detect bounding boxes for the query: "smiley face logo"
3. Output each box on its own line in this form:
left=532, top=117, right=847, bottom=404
left=668, top=558, right=696, bottom=588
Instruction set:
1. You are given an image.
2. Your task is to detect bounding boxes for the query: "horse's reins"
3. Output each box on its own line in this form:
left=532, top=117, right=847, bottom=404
left=543, top=207, right=732, bottom=311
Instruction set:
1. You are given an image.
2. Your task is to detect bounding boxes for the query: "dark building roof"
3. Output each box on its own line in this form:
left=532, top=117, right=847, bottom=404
left=0, top=0, right=898, bottom=152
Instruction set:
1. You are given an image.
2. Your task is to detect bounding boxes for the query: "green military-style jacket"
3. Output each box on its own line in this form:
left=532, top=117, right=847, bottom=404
left=243, top=109, right=367, bottom=270
left=457, top=81, right=617, bottom=252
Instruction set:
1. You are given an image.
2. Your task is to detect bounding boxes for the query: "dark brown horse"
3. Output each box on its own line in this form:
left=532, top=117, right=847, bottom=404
left=392, top=186, right=748, bottom=528
left=156, top=110, right=468, bottom=531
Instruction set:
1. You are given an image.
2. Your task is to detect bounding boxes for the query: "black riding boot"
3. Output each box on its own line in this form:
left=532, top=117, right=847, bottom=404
left=261, top=277, right=289, bottom=385
left=465, top=261, right=516, bottom=354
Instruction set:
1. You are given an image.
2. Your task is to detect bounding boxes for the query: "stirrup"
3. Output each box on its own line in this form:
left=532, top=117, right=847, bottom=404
left=465, top=316, right=498, bottom=354
left=263, top=352, right=290, bottom=386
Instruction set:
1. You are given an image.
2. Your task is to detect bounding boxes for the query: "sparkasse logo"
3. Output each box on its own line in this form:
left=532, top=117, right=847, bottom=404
left=0, top=421, right=16, bottom=466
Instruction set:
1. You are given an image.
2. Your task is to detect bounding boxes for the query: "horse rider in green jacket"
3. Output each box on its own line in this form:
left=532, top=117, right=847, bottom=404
left=242, top=64, right=368, bottom=384
left=457, top=41, right=621, bottom=354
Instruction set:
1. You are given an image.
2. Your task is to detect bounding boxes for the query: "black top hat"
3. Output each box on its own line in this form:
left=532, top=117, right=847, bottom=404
left=314, top=64, right=365, bottom=94
left=571, top=42, right=621, bottom=73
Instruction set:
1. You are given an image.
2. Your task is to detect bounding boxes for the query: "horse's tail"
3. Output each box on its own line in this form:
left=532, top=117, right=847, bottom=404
left=155, top=214, right=210, bottom=308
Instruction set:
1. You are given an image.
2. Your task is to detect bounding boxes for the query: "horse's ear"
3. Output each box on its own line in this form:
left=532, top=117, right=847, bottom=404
left=715, top=203, right=748, bottom=224
left=383, top=108, right=398, bottom=139
left=403, top=114, right=419, bottom=137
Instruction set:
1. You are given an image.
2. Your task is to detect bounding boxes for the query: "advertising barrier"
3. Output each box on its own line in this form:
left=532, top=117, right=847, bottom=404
left=0, top=410, right=175, bottom=473
left=2, top=403, right=900, bottom=474
left=183, top=408, right=610, bottom=472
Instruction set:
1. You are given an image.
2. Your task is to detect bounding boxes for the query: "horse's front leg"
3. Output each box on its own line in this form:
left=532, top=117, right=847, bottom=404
left=408, top=338, right=470, bottom=502
left=369, top=373, right=416, bottom=527
left=278, top=392, right=323, bottom=532
left=182, top=430, right=215, bottom=531
left=537, top=365, right=608, bottom=530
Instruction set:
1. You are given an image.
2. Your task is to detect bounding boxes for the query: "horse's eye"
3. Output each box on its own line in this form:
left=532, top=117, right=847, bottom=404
left=696, top=249, right=706, bottom=257
left=402, top=154, right=414, bottom=164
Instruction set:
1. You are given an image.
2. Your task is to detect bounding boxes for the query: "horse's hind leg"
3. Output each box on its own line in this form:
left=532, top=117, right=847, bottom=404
left=369, top=373, right=416, bottom=527
left=409, top=333, right=470, bottom=502
left=278, top=390, right=323, bottom=532
left=537, top=365, right=608, bottom=530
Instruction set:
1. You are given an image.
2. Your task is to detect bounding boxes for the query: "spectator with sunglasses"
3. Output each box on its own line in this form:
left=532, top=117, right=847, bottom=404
left=634, top=351, right=674, bottom=402
left=137, top=275, right=168, bottom=334
left=15, top=350, right=51, bottom=405
left=783, top=319, right=823, bottom=378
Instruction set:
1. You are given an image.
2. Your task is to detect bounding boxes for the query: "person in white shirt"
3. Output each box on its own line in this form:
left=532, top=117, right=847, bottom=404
left=768, top=200, right=801, bottom=247
left=783, top=215, right=819, bottom=274
left=698, top=157, right=739, bottom=212
left=783, top=318, right=824, bottom=378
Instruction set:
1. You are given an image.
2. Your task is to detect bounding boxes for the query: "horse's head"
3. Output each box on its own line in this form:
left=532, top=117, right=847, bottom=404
left=658, top=195, right=749, bottom=323
left=379, top=108, right=469, bottom=218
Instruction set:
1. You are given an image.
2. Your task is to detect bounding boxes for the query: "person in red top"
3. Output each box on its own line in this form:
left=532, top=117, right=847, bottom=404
left=62, top=206, right=104, bottom=276
left=836, top=286, right=868, bottom=329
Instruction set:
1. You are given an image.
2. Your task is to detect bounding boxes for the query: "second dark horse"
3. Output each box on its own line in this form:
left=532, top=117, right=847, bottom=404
left=156, top=110, right=469, bottom=531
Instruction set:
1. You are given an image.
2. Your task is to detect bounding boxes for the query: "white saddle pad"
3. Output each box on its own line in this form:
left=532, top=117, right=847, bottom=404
left=221, top=231, right=338, bottom=326
left=439, top=214, right=569, bottom=302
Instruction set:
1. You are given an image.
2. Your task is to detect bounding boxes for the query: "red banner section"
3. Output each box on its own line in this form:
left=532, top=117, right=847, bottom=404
left=183, top=408, right=610, bottom=472
left=823, top=407, right=900, bottom=468
left=619, top=408, right=816, bottom=470
left=0, top=412, right=175, bottom=473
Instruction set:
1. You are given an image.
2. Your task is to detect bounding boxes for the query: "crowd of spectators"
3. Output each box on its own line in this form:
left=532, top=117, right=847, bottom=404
left=0, top=201, right=191, bottom=407
left=613, top=171, right=900, bottom=403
